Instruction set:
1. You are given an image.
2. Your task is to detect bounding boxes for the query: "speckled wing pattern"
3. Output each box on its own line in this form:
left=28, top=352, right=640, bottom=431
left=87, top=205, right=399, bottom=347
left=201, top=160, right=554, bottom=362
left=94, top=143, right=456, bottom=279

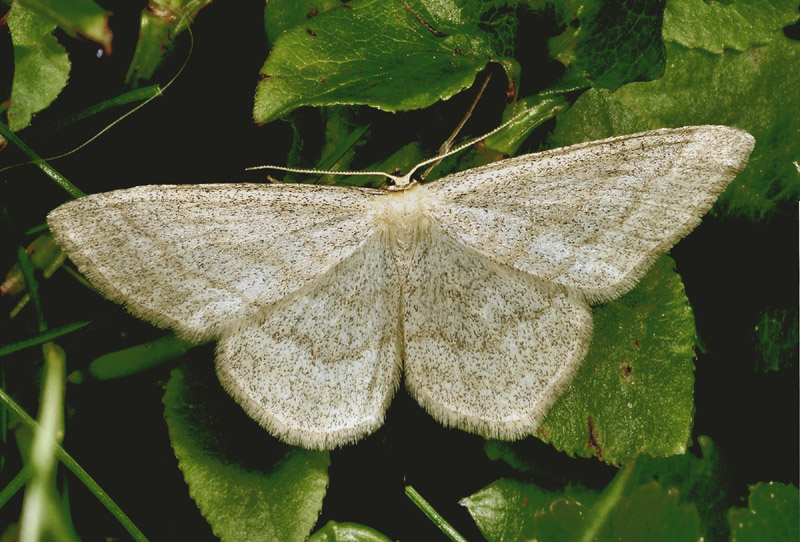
left=46, top=125, right=755, bottom=450
left=47, top=183, right=384, bottom=341
left=406, top=125, right=754, bottom=440
left=426, top=125, right=755, bottom=302
left=403, top=221, right=592, bottom=439
left=215, top=230, right=402, bottom=449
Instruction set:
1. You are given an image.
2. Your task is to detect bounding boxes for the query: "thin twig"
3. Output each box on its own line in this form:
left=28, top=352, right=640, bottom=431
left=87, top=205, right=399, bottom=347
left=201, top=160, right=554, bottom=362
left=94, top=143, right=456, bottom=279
left=420, top=71, right=492, bottom=180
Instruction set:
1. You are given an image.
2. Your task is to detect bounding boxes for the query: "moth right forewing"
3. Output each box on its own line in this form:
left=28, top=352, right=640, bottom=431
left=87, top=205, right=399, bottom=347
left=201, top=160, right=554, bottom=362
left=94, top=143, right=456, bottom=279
left=423, top=126, right=755, bottom=303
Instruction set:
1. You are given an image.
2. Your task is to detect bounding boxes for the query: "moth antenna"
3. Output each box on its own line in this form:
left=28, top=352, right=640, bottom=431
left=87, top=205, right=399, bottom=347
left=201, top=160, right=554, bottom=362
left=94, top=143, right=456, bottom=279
left=245, top=164, right=404, bottom=185
left=249, top=108, right=528, bottom=191
left=403, top=108, right=529, bottom=182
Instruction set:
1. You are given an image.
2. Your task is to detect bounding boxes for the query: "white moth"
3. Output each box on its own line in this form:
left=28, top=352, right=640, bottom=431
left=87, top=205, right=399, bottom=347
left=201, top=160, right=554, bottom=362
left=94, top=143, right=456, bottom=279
left=47, top=125, right=754, bottom=450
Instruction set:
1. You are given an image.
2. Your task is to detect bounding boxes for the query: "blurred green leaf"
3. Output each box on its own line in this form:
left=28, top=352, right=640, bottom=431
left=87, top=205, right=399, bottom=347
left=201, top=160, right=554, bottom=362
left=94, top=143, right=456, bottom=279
left=550, top=10, right=800, bottom=219
left=663, top=0, right=799, bottom=53
left=163, top=359, right=330, bottom=542
left=464, top=467, right=703, bottom=542
left=589, top=483, right=701, bottom=541
left=19, top=342, right=75, bottom=542
left=18, top=0, right=112, bottom=53
left=88, top=334, right=195, bottom=380
left=752, top=308, right=798, bottom=373
left=1, top=233, right=64, bottom=297
left=253, top=0, right=501, bottom=124
left=634, top=436, right=730, bottom=541
left=539, top=255, right=696, bottom=464
left=548, top=0, right=666, bottom=90
left=308, top=521, right=392, bottom=542
left=6, top=2, right=70, bottom=131
left=728, top=482, right=800, bottom=542
left=125, top=0, right=213, bottom=86
left=484, top=435, right=729, bottom=540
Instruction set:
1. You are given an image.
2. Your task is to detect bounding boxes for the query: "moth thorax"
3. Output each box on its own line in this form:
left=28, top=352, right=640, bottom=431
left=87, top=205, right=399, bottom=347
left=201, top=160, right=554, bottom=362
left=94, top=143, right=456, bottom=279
left=379, top=183, right=434, bottom=230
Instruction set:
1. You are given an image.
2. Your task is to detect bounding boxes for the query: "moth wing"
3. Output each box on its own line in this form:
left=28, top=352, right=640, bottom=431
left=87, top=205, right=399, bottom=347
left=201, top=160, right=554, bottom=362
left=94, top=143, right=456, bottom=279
left=216, top=229, right=402, bottom=449
left=47, top=183, right=385, bottom=340
left=425, top=125, right=754, bottom=302
left=403, top=222, right=592, bottom=439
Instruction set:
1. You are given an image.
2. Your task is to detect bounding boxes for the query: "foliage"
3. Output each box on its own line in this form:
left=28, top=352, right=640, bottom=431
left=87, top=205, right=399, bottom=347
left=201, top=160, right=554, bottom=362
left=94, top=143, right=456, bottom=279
left=0, top=0, right=797, bottom=540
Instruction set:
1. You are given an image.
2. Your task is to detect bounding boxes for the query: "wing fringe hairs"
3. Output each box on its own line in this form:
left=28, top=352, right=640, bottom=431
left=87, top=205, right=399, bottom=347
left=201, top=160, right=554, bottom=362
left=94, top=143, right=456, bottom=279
left=47, top=125, right=755, bottom=450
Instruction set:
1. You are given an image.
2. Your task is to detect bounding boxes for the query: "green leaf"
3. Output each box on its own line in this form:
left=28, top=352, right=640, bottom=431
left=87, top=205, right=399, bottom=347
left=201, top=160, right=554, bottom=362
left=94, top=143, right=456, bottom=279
left=253, top=0, right=498, bottom=124
left=590, top=482, right=701, bottom=541
left=125, top=0, right=214, bottom=86
left=463, top=471, right=702, bottom=542
left=633, top=436, right=729, bottom=541
left=538, top=255, right=696, bottom=464
left=483, top=95, right=569, bottom=156
left=18, top=0, right=112, bottom=53
left=728, top=482, right=800, bottom=542
left=483, top=436, right=729, bottom=539
left=263, top=0, right=343, bottom=43
left=462, top=478, right=598, bottom=541
left=752, top=308, right=799, bottom=373
left=663, top=0, right=800, bottom=53
left=163, top=359, right=330, bottom=542
left=308, top=521, right=392, bottom=542
left=548, top=0, right=666, bottom=90
left=550, top=22, right=800, bottom=219
left=7, top=2, right=71, bottom=131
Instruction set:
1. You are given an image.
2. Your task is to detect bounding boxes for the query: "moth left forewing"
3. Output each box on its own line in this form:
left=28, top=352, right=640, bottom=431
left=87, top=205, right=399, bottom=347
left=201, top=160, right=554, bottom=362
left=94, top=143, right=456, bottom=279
left=424, top=125, right=755, bottom=303
left=47, top=183, right=386, bottom=341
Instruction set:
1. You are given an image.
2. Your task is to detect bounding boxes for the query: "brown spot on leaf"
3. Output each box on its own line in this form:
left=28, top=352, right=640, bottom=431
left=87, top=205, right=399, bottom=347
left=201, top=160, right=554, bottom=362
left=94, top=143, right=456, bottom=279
left=621, top=361, right=632, bottom=381
left=306, top=28, right=318, bottom=37
left=318, top=77, right=327, bottom=83
left=522, top=496, right=528, bottom=506
left=587, top=416, right=603, bottom=461
left=307, top=8, right=318, bottom=18
left=633, top=338, right=640, bottom=348
left=404, top=4, right=447, bottom=37
left=258, top=73, right=271, bottom=81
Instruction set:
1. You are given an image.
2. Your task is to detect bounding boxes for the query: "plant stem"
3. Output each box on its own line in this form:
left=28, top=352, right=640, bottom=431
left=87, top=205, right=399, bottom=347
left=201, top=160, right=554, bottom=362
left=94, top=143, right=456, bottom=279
left=405, top=485, right=468, bottom=542
left=19, top=342, right=65, bottom=542
left=0, top=465, right=32, bottom=509
left=580, top=462, right=636, bottom=542
left=0, top=388, right=149, bottom=542
left=0, top=122, right=84, bottom=198
left=0, top=321, right=92, bottom=357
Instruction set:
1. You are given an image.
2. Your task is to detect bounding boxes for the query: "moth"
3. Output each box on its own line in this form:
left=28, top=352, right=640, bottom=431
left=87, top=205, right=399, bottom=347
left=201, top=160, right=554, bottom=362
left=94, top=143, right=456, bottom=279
left=47, top=125, right=754, bottom=449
